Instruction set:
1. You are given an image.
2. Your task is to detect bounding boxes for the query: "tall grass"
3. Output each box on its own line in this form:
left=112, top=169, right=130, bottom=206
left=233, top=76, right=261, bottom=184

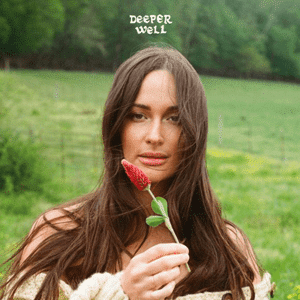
left=1, top=70, right=299, bottom=298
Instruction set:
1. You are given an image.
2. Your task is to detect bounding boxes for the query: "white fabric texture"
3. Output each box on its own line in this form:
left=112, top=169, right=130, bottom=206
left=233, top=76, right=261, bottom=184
left=176, top=273, right=272, bottom=299
left=3, top=272, right=73, bottom=300
left=4, top=271, right=273, bottom=300
left=70, top=271, right=129, bottom=300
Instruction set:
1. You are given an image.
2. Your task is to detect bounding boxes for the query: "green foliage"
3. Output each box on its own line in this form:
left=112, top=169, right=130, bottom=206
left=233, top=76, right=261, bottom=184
left=25, top=0, right=65, bottom=49
left=0, top=0, right=64, bottom=56
left=206, top=147, right=300, bottom=299
left=214, top=4, right=250, bottom=66
left=287, top=283, right=300, bottom=299
left=237, top=45, right=272, bottom=74
left=97, top=0, right=148, bottom=68
left=185, top=2, right=272, bottom=75
left=151, top=197, right=168, bottom=217
left=146, top=215, right=165, bottom=227
left=72, top=1, right=105, bottom=55
left=0, top=16, right=10, bottom=44
left=267, top=25, right=300, bottom=78
left=52, top=0, right=93, bottom=56
left=96, top=0, right=181, bottom=69
left=0, top=70, right=299, bottom=296
left=1, top=0, right=300, bottom=80
left=0, top=129, right=49, bottom=193
left=0, top=191, right=37, bottom=215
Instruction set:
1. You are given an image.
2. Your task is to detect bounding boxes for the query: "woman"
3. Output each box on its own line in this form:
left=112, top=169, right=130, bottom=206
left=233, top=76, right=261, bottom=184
left=0, top=46, right=273, bottom=300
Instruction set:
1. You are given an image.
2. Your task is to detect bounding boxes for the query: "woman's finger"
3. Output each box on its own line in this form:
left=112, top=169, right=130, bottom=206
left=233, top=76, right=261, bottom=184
left=145, top=280, right=176, bottom=300
left=147, top=253, right=189, bottom=275
left=148, top=266, right=181, bottom=290
left=140, top=243, right=189, bottom=264
left=121, top=244, right=189, bottom=300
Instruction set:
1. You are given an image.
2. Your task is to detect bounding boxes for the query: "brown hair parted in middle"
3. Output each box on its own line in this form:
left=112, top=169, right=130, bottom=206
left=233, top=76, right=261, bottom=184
left=0, top=45, right=261, bottom=300
left=101, top=45, right=259, bottom=299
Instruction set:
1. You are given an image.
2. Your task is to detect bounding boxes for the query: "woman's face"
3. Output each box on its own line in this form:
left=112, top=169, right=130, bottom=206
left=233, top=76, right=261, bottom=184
left=121, top=70, right=182, bottom=186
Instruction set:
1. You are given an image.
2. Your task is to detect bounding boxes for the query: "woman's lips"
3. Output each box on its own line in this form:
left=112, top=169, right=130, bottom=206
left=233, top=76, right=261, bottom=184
left=139, top=156, right=167, bottom=166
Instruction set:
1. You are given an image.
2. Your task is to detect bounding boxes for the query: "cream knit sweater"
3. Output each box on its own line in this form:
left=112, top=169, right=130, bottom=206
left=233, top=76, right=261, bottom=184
left=3, top=272, right=273, bottom=300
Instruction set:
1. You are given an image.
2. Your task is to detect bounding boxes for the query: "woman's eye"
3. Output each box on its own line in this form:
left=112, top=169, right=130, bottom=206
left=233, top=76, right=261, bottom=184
left=168, top=115, right=179, bottom=123
left=130, top=113, right=145, bottom=121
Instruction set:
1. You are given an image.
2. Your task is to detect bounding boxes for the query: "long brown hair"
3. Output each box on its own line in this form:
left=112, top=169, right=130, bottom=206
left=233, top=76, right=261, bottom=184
left=0, top=45, right=260, bottom=300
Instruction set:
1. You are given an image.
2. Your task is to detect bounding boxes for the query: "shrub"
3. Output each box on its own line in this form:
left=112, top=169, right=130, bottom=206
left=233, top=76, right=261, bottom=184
left=0, top=129, right=49, bottom=193
left=236, top=45, right=272, bottom=74
left=267, top=25, right=300, bottom=79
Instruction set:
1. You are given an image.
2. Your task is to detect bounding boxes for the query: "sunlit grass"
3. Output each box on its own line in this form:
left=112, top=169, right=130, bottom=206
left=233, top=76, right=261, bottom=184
left=2, top=70, right=300, bottom=162
left=1, top=70, right=299, bottom=298
left=202, top=76, right=300, bottom=162
left=207, top=147, right=300, bottom=299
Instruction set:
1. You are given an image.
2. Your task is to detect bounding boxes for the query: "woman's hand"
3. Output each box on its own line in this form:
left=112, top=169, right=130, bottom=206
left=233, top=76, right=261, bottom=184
left=120, top=243, right=190, bottom=300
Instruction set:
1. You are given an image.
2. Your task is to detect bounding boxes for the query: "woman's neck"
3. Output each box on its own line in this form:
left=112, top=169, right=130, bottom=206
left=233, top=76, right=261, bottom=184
left=133, top=181, right=168, bottom=217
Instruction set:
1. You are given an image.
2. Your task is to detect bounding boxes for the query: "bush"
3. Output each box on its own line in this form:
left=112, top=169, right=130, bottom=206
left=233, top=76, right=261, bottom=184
left=0, top=191, right=37, bottom=215
left=0, top=129, right=49, bottom=193
left=236, top=45, right=272, bottom=74
left=267, top=25, right=300, bottom=79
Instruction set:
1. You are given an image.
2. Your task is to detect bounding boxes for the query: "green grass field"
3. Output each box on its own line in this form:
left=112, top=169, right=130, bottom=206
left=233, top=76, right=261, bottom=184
left=0, top=69, right=299, bottom=299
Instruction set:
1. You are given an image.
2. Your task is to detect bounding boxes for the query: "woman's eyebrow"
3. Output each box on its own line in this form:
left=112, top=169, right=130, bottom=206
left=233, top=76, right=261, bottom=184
left=132, top=103, right=178, bottom=112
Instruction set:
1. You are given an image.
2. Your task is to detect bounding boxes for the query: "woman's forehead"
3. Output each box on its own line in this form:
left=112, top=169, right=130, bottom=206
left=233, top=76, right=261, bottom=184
left=134, top=70, right=177, bottom=106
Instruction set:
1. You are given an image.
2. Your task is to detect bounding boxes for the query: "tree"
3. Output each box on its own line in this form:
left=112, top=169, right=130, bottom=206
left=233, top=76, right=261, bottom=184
left=93, top=0, right=135, bottom=69
left=186, top=3, right=250, bottom=71
left=97, top=0, right=181, bottom=70
left=172, top=0, right=203, bottom=57
left=254, top=0, right=300, bottom=78
left=50, top=0, right=92, bottom=62
left=183, top=3, right=220, bottom=70
left=267, top=25, right=300, bottom=78
left=0, top=0, right=64, bottom=70
left=73, top=0, right=105, bottom=56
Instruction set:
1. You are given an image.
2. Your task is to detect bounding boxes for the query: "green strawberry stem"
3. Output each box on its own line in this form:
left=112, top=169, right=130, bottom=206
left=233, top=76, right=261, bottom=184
left=145, top=186, right=191, bottom=273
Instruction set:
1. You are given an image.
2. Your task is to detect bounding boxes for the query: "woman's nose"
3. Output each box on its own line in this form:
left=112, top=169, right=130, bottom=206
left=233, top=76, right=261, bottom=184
left=145, top=120, right=164, bottom=145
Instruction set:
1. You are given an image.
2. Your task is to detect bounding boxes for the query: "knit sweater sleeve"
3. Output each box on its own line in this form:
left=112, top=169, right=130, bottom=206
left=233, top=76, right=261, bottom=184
left=3, top=271, right=129, bottom=300
left=3, top=272, right=274, bottom=300
left=70, top=272, right=129, bottom=300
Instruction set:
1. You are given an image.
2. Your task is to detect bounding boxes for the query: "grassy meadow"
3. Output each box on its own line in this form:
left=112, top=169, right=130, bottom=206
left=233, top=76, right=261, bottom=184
left=0, top=69, right=300, bottom=299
